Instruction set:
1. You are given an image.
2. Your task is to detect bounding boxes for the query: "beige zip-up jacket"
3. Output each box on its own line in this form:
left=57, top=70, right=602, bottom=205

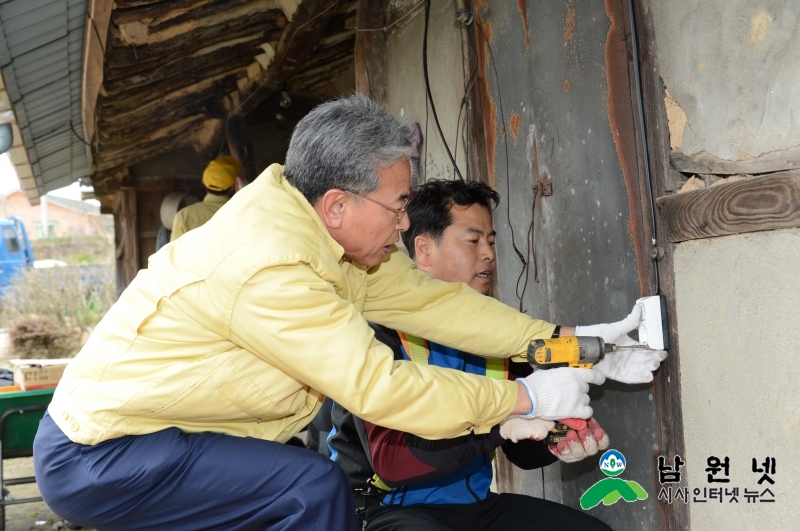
left=169, top=193, right=229, bottom=241
left=49, top=164, right=555, bottom=446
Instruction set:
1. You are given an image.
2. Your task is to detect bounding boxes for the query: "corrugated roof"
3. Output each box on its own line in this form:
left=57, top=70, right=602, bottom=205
left=0, top=0, right=88, bottom=204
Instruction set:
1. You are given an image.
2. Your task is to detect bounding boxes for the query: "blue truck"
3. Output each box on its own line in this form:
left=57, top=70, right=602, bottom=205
left=0, top=216, right=34, bottom=294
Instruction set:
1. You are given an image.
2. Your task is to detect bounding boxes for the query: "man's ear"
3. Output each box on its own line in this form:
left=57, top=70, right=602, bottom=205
left=314, top=189, right=349, bottom=229
left=414, top=235, right=434, bottom=269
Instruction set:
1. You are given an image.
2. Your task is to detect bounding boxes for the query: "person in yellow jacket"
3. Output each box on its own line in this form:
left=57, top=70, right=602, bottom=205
left=169, top=155, right=240, bottom=241
left=33, top=94, right=665, bottom=531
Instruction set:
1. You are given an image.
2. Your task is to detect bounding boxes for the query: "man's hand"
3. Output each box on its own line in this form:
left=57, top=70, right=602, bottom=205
left=574, top=304, right=642, bottom=345
left=499, top=417, right=555, bottom=443
left=548, top=418, right=609, bottom=463
left=593, top=334, right=667, bottom=383
left=574, top=303, right=667, bottom=384
left=519, top=368, right=605, bottom=421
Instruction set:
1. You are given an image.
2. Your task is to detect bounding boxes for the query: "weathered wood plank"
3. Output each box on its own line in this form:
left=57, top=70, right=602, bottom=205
left=354, top=0, right=387, bottom=104
left=114, top=187, right=139, bottom=294
left=103, top=50, right=257, bottom=99
left=114, top=0, right=165, bottom=8
left=670, top=145, right=800, bottom=175
left=112, top=0, right=207, bottom=26
left=233, top=0, right=342, bottom=117
left=656, top=170, right=800, bottom=242
left=98, top=74, right=238, bottom=120
left=103, top=33, right=269, bottom=82
left=105, top=11, right=284, bottom=70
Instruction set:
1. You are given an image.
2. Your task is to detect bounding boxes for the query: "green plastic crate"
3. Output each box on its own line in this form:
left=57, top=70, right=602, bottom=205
left=0, top=388, right=55, bottom=458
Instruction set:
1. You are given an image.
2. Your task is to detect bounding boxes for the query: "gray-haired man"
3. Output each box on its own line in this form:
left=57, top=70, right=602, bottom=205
left=34, top=95, right=663, bottom=530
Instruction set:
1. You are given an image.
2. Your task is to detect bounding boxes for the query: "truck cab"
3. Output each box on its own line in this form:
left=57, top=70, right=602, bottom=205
left=0, top=216, right=34, bottom=294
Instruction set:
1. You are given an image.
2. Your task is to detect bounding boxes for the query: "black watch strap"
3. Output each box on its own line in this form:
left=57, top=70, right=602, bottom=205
left=551, top=325, right=561, bottom=338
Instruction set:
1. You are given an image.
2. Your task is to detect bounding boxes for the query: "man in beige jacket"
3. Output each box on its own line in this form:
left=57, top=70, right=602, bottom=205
left=170, top=155, right=240, bottom=241
left=33, top=95, right=664, bottom=531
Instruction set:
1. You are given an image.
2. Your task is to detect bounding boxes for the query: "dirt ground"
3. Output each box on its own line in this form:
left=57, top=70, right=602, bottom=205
left=2, top=457, right=91, bottom=531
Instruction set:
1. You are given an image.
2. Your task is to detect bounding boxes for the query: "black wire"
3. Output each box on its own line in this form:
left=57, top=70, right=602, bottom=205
left=471, top=18, right=526, bottom=270
left=69, top=121, right=93, bottom=147
left=628, top=0, right=660, bottom=296
left=423, top=0, right=464, bottom=181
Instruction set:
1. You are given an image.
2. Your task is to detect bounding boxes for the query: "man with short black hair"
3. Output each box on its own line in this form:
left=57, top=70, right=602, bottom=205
left=330, top=179, right=613, bottom=530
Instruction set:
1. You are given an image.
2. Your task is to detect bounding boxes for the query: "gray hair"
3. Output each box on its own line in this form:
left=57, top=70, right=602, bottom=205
left=285, top=93, right=417, bottom=204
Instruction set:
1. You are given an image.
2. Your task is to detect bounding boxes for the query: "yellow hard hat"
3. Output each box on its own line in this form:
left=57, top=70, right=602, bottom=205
left=202, top=156, right=240, bottom=191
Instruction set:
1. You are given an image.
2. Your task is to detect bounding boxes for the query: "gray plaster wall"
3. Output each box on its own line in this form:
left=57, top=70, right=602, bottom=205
left=650, top=0, right=800, bottom=160
left=674, top=229, right=800, bottom=529
left=385, top=2, right=468, bottom=183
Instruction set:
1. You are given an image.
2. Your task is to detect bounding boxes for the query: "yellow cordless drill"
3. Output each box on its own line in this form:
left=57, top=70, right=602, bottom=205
left=526, top=336, right=613, bottom=444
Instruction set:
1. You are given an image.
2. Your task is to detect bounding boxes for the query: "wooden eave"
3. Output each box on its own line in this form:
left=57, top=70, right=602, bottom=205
left=83, top=0, right=358, bottom=202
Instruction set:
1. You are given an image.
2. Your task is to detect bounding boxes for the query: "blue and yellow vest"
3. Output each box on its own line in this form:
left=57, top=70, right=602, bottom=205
left=380, top=332, right=508, bottom=507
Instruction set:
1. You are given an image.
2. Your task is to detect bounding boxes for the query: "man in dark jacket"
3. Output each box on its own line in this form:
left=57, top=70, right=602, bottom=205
left=329, top=179, right=612, bottom=530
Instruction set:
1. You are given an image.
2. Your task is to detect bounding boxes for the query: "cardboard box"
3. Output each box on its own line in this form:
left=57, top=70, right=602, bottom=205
left=10, top=359, right=70, bottom=391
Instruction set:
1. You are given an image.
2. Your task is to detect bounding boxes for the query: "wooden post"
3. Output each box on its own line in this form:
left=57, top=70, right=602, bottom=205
left=354, top=0, right=387, bottom=105
left=632, top=0, right=689, bottom=528
left=114, top=187, right=139, bottom=296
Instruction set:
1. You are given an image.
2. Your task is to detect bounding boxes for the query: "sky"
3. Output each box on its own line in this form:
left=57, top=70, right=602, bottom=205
left=0, top=152, right=94, bottom=203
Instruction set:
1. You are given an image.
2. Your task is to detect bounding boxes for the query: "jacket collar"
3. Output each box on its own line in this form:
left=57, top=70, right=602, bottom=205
left=272, top=165, right=346, bottom=263
left=202, top=193, right=230, bottom=205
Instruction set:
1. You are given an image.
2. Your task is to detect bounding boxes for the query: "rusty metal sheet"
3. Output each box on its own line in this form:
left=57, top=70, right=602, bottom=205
left=474, top=1, right=664, bottom=529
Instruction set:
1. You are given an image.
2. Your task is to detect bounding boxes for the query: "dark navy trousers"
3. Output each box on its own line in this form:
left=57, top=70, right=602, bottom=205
left=33, top=412, right=358, bottom=530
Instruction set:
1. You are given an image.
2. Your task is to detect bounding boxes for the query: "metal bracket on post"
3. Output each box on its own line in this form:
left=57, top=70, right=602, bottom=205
left=533, top=175, right=553, bottom=197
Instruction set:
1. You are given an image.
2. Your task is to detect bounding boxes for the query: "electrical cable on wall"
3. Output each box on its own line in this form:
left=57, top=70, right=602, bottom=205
left=423, top=0, right=464, bottom=181
left=458, top=9, right=529, bottom=310
left=627, top=0, right=660, bottom=296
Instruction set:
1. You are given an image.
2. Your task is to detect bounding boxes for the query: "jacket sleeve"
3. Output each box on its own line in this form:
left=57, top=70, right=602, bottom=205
left=362, top=419, right=505, bottom=487
left=229, top=263, right=519, bottom=439
left=363, top=250, right=555, bottom=363
left=169, top=211, right=187, bottom=241
left=360, top=324, right=506, bottom=487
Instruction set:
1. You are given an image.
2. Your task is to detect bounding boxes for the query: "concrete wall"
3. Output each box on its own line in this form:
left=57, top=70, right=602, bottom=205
left=385, top=2, right=468, bottom=183
left=650, top=0, right=800, bottom=159
left=674, top=228, right=800, bottom=529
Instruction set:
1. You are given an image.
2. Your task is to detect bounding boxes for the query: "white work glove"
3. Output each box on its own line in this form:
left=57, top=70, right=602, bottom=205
left=499, top=417, right=555, bottom=443
left=519, top=367, right=605, bottom=421
left=593, top=334, right=667, bottom=383
left=574, top=304, right=642, bottom=345
left=549, top=418, right=610, bottom=463
left=575, top=304, right=668, bottom=384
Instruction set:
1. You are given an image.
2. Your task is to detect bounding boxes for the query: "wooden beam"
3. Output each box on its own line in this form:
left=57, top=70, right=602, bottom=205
left=631, top=0, right=689, bottom=529
left=103, top=33, right=271, bottom=82
left=105, top=10, right=284, bottom=70
left=670, top=145, right=800, bottom=175
left=98, top=75, right=238, bottom=122
left=656, top=170, right=800, bottom=243
left=233, top=0, right=342, bottom=117
left=112, top=0, right=208, bottom=25
left=82, top=0, right=114, bottom=170
left=354, top=0, right=387, bottom=105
